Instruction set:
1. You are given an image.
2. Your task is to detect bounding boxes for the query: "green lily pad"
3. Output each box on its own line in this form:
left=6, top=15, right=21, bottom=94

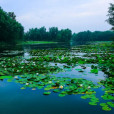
left=91, top=69, right=98, bottom=74
left=102, top=106, right=112, bottom=111
left=107, top=102, right=114, bottom=107
left=0, top=72, right=5, bottom=76
left=37, top=86, right=44, bottom=89
left=7, top=78, right=13, bottom=82
left=44, top=87, right=51, bottom=91
left=43, top=91, right=51, bottom=95
left=81, top=96, right=87, bottom=99
left=75, top=69, right=82, bottom=71
left=53, top=89, right=61, bottom=93
left=100, top=103, right=107, bottom=107
left=89, top=101, right=97, bottom=105
left=0, top=76, right=13, bottom=79
left=59, top=93, right=66, bottom=97
left=20, top=87, right=26, bottom=89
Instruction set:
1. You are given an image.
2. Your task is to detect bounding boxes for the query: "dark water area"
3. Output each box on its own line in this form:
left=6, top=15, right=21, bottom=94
left=0, top=43, right=114, bottom=114
left=0, top=80, right=113, bottom=114
left=0, top=43, right=71, bottom=57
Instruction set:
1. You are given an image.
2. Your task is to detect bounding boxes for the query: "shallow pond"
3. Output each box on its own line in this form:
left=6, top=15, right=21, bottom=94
left=0, top=43, right=114, bottom=114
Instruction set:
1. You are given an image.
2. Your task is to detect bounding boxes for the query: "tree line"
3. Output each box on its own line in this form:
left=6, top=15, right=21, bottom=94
left=0, top=7, right=24, bottom=45
left=24, top=27, right=72, bottom=42
left=0, top=3, right=114, bottom=45
left=72, top=31, right=114, bottom=44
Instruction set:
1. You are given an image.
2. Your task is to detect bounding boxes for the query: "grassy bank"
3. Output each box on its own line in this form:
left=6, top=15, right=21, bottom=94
left=20, top=41, right=58, bottom=45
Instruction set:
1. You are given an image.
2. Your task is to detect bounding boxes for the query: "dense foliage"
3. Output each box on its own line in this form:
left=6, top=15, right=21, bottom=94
left=24, top=27, right=72, bottom=42
left=107, top=3, right=114, bottom=30
left=25, top=28, right=114, bottom=43
left=72, top=31, right=114, bottom=44
left=0, top=7, right=24, bottom=44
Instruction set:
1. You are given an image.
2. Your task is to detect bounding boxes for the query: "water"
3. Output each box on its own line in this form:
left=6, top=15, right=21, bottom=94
left=0, top=43, right=114, bottom=114
left=0, top=80, right=113, bottom=114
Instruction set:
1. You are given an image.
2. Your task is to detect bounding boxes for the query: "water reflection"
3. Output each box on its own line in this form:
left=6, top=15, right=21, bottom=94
left=0, top=43, right=71, bottom=57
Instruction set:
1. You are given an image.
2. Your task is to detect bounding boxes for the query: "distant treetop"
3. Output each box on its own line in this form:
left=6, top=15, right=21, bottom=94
left=107, top=3, right=114, bottom=30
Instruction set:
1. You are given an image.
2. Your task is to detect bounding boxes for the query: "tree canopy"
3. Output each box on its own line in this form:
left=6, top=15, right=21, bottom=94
left=0, top=7, right=24, bottom=44
left=107, top=3, right=114, bottom=30
left=72, top=31, right=114, bottom=44
left=24, top=27, right=72, bottom=42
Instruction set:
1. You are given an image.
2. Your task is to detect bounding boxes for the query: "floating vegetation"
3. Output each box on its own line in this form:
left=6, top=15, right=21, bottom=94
left=0, top=43, right=114, bottom=111
left=0, top=76, right=13, bottom=79
left=100, top=103, right=112, bottom=111
left=107, top=102, right=114, bottom=108
left=90, top=69, right=98, bottom=74
left=43, top=91, right=51, bottom=95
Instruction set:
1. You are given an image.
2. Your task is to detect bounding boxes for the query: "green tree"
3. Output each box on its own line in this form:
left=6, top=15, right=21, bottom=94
left=25, top=27, right=72, bottom=43
left=7, top=12, right=16, bottom=20
left=49, top=27, right=58, bottom=41
left=107, top=3, right=114, bottom=30
left=57, top=29, right=72, bottom=42
left=72, top=31, right=114, bottom=44
left=0, top=7, right=24, bottom=44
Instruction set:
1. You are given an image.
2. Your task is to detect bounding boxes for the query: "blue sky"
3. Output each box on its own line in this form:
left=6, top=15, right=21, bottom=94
left=0, top=0, right=113, bottom=33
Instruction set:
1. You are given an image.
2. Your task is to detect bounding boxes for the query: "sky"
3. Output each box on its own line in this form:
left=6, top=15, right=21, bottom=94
left=0, top=0, right=113, bottom=33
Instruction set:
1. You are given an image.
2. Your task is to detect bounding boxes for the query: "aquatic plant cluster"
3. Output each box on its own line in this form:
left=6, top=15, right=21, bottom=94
left=0, top=43, right=114, bottom=111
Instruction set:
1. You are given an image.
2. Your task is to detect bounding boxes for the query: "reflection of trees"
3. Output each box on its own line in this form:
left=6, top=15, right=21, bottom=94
left=23, top=43, right=71, bottom=51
